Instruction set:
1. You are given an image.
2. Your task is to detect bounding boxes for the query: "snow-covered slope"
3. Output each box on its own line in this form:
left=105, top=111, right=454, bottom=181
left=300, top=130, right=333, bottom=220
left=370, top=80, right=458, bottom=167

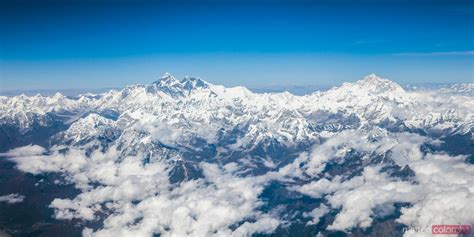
left=1, top=74, right=472, bottom=153
left=1, top=73, right=472, bottom=178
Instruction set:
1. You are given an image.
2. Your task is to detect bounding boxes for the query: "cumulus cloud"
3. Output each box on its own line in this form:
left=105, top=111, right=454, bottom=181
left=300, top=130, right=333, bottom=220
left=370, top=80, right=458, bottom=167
left=0, top=193, right=25, bottom=204
left=1, top=144, right=46, bottom=157
left=287, top=129, right=474, bottom=235
left=8, top=127, right=474, bottom=236
left=13, top=146, right=279, bottom=237
left=304, top=204, right=330, bottom=225
left=397, top=154, right=474, bottom=237
left=297, top=166, right=420, bottom=230
left=280, top=129, right=428, bottom=179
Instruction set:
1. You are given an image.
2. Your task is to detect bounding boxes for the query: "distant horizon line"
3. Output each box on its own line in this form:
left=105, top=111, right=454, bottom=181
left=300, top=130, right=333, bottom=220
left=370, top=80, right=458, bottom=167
left=1, top=81, right=472, bottom=97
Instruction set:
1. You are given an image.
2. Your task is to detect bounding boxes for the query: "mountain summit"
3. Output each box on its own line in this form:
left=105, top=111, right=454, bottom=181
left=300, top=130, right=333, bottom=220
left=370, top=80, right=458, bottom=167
left=148, top=73, right=211, bottom=96
left=180, top=77, right=211, bottom=91
left=355, top=73, right=405, bottom=93
left=361, top=73, right=383, bottom=82
left=154, top=72, right=181, bottom=86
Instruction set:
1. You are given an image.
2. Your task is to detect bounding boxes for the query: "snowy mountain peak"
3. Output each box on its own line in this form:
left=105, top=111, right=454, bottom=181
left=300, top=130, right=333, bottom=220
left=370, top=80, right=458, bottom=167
left=353, top=74, right=405, bottom=94
left=154, top=72, right=180, bottom=87
left=147, top=73, right=186, bottom=96
left=358, top=73, right=391, bottom=86
left=78, top=113, right=113, bottom=126
left=363, top=73, right=382, bottom=81
left=147, top=73, right=213, bottom=96
left=52, top=92, right=64, bottom=99
left=319, top=74, right=413, bottom=110
left=181, top=77, right=211, bottom=90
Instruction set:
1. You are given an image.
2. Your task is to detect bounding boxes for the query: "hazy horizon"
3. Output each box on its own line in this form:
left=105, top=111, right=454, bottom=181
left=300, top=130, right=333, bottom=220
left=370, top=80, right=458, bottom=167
left=1, top=73, right=470, bottom=97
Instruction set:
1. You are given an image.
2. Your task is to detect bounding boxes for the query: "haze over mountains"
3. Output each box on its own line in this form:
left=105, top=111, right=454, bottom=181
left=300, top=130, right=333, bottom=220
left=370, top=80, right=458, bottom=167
left=0, top=74, right=473, bottom=237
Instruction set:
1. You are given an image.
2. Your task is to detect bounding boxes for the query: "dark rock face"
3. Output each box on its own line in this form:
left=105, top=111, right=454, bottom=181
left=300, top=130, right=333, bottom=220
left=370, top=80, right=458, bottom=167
left=0, top=118, right=68, bottom=153
left=0, top=157, right=83, bottom=237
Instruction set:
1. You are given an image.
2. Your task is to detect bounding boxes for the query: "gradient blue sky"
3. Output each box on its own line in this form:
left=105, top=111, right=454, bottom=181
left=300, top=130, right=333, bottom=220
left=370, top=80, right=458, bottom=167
left=1, top=0, right=473, bottom=91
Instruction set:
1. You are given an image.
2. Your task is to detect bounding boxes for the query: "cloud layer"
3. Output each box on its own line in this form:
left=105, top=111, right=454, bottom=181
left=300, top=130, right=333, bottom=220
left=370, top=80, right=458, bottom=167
left=9, top=127, right=474, bottom=236
left=283, top=130, right=474, bottom=235
left=11, top=147, right=280, bottom=237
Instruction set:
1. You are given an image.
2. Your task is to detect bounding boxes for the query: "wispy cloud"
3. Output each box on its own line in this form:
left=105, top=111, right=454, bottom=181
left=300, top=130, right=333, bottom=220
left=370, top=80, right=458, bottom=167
left=0, top=193, right=25, bottom=204
left=393, top=51, right=474, bottom=56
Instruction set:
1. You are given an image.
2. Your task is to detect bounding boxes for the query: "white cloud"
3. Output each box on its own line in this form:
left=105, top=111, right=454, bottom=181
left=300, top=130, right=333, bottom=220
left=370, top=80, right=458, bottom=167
left=297, top=166, right=420, bottom=230
left=0, top=193, right=25, bottom=204
left=1, top=144, right=46, bottom=157
left=304, top=204, right=330, bottom=225
left=397, top=154, right=474, bottom=237
left=288, top=129, right=474, bottom=235
left=13, top=146, right=279, bottom=237
left=280, top=129, right=428, bottom=179
left=7, top=129, right=474, bottom=236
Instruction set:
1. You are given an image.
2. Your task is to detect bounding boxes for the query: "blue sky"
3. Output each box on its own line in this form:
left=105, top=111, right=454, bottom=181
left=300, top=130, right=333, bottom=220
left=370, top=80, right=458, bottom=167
left=1, top=0, right=473, bottom=91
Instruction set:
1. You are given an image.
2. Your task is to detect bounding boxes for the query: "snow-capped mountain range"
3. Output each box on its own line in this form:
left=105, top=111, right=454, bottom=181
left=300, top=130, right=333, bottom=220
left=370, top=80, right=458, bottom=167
left=1, top=73, right=472, bottom=144
left=0, top=74, right=473, bottom=237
